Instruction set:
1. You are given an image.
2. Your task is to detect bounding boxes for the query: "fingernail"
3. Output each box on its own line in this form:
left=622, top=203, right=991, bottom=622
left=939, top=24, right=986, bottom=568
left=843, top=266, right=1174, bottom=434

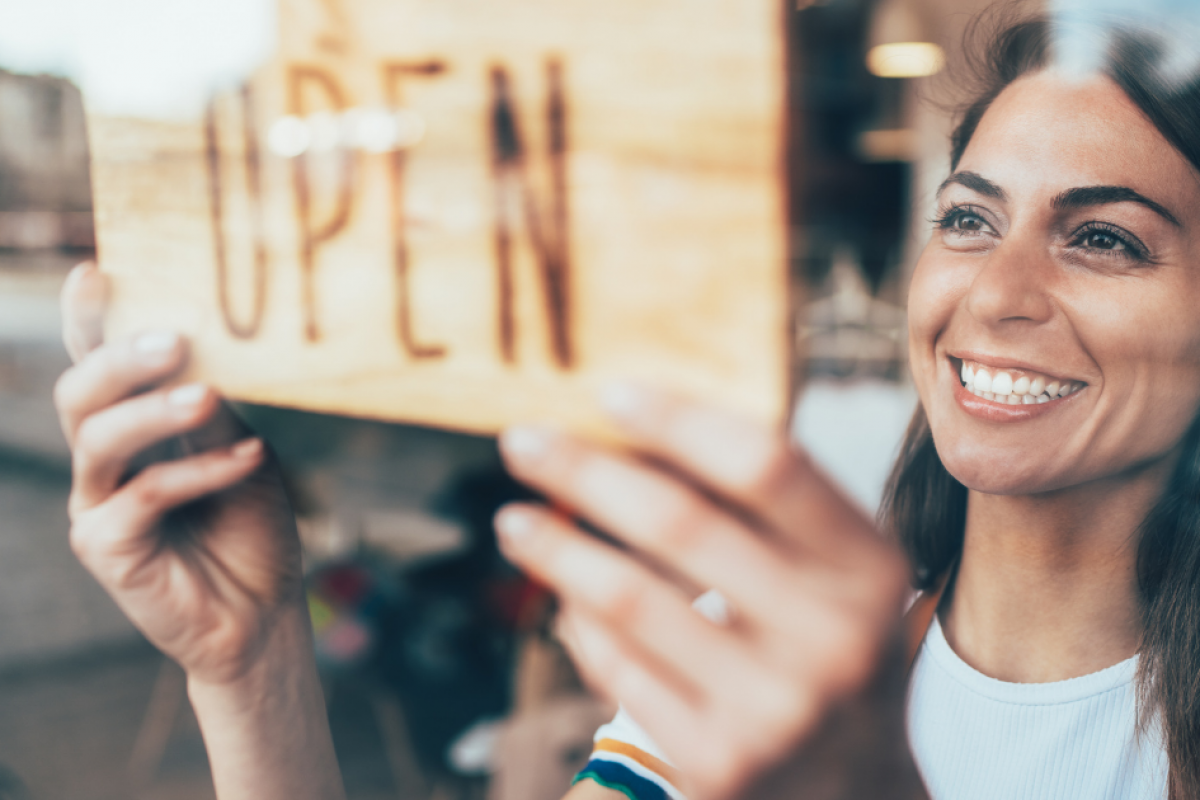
left=168, top=383, right=207, bottom=407
left=63, top=262, right=88, bottom=293
left=500, top=426, right=553, bottom=463
left=135, top=331, right=179, bottom=356
left=232, top=438, right=263, bottom=459
left=600, top=382, right=650, bottom=421
left=495, top=506, right=536, bottom=546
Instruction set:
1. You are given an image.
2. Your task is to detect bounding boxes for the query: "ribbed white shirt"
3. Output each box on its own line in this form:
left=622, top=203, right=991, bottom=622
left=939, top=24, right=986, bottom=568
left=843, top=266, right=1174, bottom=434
left=907, top=616, right=1168, bottom=800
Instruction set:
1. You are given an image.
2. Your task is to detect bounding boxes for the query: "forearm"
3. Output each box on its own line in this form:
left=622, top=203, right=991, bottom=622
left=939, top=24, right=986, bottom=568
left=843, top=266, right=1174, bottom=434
left=187, top=605, right=347, bottom=800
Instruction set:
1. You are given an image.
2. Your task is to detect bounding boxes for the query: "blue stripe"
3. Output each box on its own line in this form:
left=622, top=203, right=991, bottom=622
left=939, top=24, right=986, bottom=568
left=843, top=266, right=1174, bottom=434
left=573, top=759, right=670, bottom=800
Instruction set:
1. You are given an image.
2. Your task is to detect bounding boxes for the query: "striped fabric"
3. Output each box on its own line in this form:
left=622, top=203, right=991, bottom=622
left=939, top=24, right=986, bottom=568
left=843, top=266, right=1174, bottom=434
left=573, top=738, right=684, bottom=800
left=572, top=588, right=946, bottom=800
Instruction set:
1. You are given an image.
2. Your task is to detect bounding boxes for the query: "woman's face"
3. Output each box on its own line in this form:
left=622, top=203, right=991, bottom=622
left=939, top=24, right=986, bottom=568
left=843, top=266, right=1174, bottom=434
left=909, top=70, right=1200, bottom=495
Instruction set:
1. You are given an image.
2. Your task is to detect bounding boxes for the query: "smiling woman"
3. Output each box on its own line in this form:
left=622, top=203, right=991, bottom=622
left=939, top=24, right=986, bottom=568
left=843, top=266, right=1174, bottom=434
left=515, top=10, right=1200, bottom=800
left=45, top=6, right=1200, bottom=800
left=891, top=14, right=1200, bottom=799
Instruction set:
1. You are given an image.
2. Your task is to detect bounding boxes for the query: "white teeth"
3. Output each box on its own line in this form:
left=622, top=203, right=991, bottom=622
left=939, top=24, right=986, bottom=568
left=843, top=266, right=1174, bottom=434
left=959, top=360, right=1085, bottom=406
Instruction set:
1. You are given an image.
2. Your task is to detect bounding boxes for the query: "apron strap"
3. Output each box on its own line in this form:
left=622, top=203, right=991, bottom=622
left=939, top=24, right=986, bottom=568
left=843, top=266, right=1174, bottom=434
left=904, top=570, right=951, bottom=671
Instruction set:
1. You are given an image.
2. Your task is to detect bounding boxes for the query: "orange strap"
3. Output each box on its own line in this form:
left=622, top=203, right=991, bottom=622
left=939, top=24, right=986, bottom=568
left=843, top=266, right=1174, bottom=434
left=592, top=738, right=684, bottom=787
left=904, top=572, right=950, bottom=671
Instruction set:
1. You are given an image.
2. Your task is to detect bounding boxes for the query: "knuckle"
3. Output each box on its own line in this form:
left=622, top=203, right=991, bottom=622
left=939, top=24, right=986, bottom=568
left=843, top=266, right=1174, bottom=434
left=71, top=448, right=97, bottom=494
left=72, top=415, right=104, bottom=457
left=127, top=469, right=167, bottom=510
left=52, top=369, right=79, bottom=416
left=650, top=492, right=711, bottom=552
left=67, top=519, right=96, bottom=563
left=742, top=437, right=798, bottom=496
left=66, top=489, right=87, bottom=523
left=597, top=571, right=648, bottom=620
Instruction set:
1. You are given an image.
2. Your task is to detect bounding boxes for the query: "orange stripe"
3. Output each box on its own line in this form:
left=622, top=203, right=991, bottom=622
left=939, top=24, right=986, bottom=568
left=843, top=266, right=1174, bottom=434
left=594, top=738, right=682, bottom=787
left=904, top=568, right=953, bottom=671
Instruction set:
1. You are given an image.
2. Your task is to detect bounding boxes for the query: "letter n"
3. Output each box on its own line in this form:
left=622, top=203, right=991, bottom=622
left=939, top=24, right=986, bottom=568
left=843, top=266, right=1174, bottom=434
left=488, top=59, right=573, bottom=370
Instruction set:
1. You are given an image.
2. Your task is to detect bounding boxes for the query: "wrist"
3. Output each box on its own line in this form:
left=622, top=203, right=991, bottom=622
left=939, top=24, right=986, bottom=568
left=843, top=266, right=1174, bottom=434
left=185, top=603, right=346, bottom=800
left=186, top=600, right=316, bottom=708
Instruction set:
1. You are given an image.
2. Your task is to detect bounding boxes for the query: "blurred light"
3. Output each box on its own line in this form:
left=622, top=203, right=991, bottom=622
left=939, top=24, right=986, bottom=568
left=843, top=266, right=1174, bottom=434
left=867, top=43, right=945, bottom=78
left=308, top=111, right=343, bottom=153
left=267, top=116, right=310, bottom=158
left=856, top=127, right=918, bottom=161
left=866, top=0, right=943, bottom=78
left=267, top=108, right=428, bottom=158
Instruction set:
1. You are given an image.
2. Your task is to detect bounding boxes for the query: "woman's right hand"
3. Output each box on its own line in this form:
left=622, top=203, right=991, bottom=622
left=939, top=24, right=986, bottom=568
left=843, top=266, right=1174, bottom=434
left=54, top=263, right=304, bottom=686
left=497, top=387, right=927, bottom=800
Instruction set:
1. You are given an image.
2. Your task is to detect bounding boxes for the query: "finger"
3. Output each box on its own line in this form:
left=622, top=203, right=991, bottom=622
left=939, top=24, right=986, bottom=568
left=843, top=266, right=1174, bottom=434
left=55, top=331, right=186, bottom=445
left=561, top=609, right=773, bottom=800
left=554, top=608, right=704, bottom=772
left=71, top=438, right=265, bottom=580
left=70, top=384, right=219, bottom=514
left=495, top=503, right=759, bottom=701
left=599, top=384, right=882, bottom=565
left=61, top=262, right=108, bottom=363
left=500, top=428, right=808, bottom=623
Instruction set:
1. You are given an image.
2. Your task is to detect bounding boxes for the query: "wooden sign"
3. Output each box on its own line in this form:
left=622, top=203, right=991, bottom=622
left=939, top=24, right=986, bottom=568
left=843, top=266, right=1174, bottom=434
left=88, top=0, right=792, bottom=437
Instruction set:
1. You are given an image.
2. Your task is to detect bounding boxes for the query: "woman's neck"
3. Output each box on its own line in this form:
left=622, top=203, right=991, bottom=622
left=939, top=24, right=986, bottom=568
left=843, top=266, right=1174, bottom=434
left=941, top=463, right=1173, bottom=684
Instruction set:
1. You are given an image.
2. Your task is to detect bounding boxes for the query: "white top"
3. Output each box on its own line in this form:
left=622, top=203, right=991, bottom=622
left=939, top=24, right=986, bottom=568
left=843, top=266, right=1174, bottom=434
left=907, top=616, right=1168, bottom=800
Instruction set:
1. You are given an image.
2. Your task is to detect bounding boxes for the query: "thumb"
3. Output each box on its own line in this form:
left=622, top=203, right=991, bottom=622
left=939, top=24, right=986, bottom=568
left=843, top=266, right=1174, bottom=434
left=61, top=262, right=108, bottom=363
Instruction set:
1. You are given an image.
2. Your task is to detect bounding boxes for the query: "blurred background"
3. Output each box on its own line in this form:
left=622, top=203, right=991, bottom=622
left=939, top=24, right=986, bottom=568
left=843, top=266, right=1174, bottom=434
left=0, top=0, right=994, bottom=798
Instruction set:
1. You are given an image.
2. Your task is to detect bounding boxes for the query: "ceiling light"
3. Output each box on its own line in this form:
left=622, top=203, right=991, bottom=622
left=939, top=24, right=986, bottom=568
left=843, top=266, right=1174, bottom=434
left=866, top=0, right=945, bottom=78
left=867, top=42, right=945, bottom=77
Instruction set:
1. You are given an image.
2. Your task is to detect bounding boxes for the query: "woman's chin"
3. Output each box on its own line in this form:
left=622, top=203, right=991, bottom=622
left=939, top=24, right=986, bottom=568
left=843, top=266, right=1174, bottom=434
left=936, top=445, right=1066, bottom=497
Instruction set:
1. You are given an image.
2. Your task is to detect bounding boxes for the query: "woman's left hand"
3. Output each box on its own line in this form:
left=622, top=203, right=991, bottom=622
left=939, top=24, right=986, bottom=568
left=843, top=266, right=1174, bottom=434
left=495, top=385, right=924, bottom=800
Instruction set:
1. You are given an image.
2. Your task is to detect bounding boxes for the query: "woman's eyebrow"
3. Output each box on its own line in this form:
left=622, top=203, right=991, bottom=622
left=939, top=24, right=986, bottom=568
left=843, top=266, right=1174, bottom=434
left=937, top=171, right=1007, bottom=200
left=1051, top=186, right=1181, bottom=226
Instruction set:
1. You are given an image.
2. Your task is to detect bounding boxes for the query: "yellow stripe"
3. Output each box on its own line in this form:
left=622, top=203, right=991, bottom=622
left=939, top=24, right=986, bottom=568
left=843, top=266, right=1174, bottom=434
left=593, top=738, right=682, bottom=788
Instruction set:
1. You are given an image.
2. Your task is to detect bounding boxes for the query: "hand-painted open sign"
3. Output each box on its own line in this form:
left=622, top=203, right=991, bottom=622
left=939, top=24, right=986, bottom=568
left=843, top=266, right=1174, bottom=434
left=88, top=0, right=792, bottom=437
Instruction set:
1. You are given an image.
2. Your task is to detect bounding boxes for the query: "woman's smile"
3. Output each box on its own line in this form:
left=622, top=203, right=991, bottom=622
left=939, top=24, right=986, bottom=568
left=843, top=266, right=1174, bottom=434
left=947, top=354, right=1087, bottom=422
left=957, top=358, right=1084, bottom=404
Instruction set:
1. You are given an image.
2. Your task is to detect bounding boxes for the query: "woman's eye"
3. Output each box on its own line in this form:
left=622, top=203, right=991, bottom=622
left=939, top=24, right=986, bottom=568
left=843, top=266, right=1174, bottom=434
left=937, top=208, right=990, bottom=235
left=1082, top=230, right=1124, bottom=251
left=1069, top=224, right=1149, bottom=261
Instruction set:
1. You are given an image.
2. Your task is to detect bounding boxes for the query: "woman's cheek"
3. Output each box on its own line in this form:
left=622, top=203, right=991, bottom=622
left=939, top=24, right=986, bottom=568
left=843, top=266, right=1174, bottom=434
left=906, top=251, right=961, bottom=396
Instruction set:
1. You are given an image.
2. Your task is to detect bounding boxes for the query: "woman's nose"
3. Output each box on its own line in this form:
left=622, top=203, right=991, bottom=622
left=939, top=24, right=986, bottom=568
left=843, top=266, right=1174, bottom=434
left=964, top=235, right=1055, bottom=329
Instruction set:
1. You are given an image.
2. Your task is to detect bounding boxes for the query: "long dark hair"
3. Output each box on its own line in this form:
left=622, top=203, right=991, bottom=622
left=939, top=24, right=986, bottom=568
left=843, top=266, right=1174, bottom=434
left=879, top=11, right=1200, bottom=799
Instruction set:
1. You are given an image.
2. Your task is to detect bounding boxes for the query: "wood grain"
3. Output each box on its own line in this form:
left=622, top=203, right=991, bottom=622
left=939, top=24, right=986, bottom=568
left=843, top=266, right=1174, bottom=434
left=88, top=0, right=792, bottom=438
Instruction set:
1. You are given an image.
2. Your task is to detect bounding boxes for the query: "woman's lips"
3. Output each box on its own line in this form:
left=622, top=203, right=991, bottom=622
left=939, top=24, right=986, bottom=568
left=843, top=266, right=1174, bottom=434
left=952, top=369, right=1083, bottom=422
